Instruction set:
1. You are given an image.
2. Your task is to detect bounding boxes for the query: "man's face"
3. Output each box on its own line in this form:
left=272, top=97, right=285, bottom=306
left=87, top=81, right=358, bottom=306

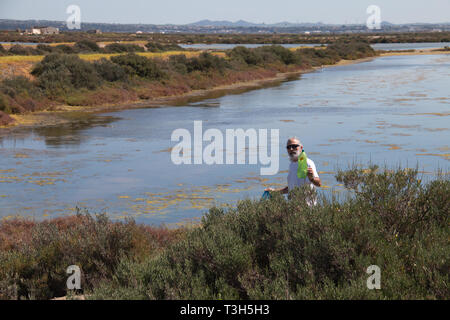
left=287, top=140, right=302, bottom=162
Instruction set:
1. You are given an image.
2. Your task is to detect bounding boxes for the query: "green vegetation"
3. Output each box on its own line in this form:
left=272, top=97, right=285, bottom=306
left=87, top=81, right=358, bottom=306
left=145, top=42, right=183, bottom=52
left=0, top=41, right=180, bottom=56
left=110, top=53, right=165, bottom=79
left=31, top=53, right=101, bottom=97
left=0, top=212, right=183, bottom=299
left=0, top=167, right=448, bottom=300
left=327, top=40, right=377, bottom=59
left=93, top=58, right=128, bottom=82
left=104, top=43, right=145, bottom=53
left=74, top=40, right=101, bottom=53
left=1, top=31, right=449, bottom=46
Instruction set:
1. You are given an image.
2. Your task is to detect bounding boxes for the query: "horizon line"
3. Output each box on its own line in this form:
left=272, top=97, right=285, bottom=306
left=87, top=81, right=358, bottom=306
left=1, top=18, right=450, bottom=26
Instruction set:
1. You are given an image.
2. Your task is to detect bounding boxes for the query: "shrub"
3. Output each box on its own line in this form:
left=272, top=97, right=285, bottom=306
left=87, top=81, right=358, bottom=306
left=104, top=43, right=144, bottom=53
left=186, top=52, right=229, bottom=73
left=0, top=77, right=45, bottom=114
left=168, top=54, right=189, bottom=74
left=0, top=94, right=12, bottom=113
left=36, top=44, right=54, bottom=54
left=0, top=76, right=41, bottom=99
left=295, top=47, right=340, bottom=67
left=89, top=167, right=449, bottom=300
left=0, top=212, right=183, bottom=299
left=31, top=53, right=101, bottom=96
left=227, top=46, right=263, bottom=66
left=74, top=40, right=101, bottom=53
left=145, top=42, right=183, bottom=52
left=110, top=53, right=165, bottom=80
left=255, top=45, right=298, bottom=65
left=93, top=58, right=128, bottom=82
left=327, top=40, right=376, bottom=60
left=8, top=45, right=34, bottom=56
left=53, top=45, right=76, bottom=54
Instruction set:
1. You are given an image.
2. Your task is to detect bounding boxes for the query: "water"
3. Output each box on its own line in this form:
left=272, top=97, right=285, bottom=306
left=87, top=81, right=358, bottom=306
left=180, top=43, right=324, bottom=50
left=1, top=53, right=449, bottom=225
left=180, top=42, right=450, bottom=51
left=371, top=42, right=450, bottom=51
left=2, top=41, right=449, bottom=51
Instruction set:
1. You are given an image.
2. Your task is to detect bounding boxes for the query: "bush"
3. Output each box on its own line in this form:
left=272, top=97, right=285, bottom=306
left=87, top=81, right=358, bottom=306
left=93, top=58, right=128, bottom=82
left=168, top=54, right=189, bottom=74
left=0, top=77, right=44, bottom=113
left=255, top=45, right=298, bottom=65
left=8, top=45, right=35, bottom=56
left=103, top=43, right=144, bottom=53
left=0, top=93, right=12, bottom=113
left=145, top=42, right=183, bottom=52
left=36, top=44, right=54, bottom=54
left=227, top=46, right=263, bottom=66
left=74, top=40, right=101, bottom=53
left=327, top=40, right=376, bottom=60
left=110, top=53, right=165, bottom=80
left=186, top=52, right=229, bottom=73
left=53, top=45, right=76, bottom=54
left=0, top=212, right=183, bottom=299
left=89, top=167, right=449, bottom=300
left=0, top=76, right=41, bottom=99
left=31, top=53, right=101, bottom=96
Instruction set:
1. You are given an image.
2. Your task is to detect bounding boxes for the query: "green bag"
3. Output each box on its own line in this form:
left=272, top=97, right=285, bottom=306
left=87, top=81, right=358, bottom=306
left=297, top=150, right=308, bottom=179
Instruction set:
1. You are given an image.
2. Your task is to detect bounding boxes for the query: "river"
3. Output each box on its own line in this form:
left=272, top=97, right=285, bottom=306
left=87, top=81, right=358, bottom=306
left=0, top=53, right=449, bottom=225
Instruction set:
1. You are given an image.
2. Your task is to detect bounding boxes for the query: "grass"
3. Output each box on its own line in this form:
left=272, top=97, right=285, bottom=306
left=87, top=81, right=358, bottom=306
left=0, top=50, right=225, bottom=64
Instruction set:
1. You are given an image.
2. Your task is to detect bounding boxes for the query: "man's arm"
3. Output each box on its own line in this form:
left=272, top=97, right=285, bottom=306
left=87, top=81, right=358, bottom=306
left=265, top=186, right=288, bottom=194
left=307, top=167, right=321, bottom=187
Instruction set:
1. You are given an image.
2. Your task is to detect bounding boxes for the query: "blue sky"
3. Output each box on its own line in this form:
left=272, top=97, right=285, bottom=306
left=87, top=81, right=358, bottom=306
left=1, top=0, right=449, bottom=24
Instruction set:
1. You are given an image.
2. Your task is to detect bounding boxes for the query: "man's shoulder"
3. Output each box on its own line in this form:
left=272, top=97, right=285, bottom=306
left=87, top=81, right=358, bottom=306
left=306, top=158, right=315, bottom=166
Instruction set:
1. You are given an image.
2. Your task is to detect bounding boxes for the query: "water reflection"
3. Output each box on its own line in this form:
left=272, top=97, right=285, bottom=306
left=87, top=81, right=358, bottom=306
left=33, top=115, right=120, bottom=147
left=0, top=113, right=121, bottom=148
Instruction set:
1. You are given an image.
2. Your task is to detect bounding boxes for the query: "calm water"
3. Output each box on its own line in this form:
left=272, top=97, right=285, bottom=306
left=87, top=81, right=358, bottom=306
left=1, top=53, right=449, bottom=225
left=180, top=42, right=450, bottom=51
left=2, top=41, right=449, bottom=51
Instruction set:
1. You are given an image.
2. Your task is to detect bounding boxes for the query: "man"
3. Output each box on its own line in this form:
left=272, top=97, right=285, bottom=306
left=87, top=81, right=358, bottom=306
left=265, top=137, right=321, bottom=201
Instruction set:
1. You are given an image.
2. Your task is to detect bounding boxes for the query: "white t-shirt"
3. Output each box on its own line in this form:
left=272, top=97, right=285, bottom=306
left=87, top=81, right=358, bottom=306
left=287, top=158, right=319, bottom=205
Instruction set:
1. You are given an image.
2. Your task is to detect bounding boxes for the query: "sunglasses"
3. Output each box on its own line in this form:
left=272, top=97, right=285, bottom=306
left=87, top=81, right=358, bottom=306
left=286, top=144, right=300, bottom=150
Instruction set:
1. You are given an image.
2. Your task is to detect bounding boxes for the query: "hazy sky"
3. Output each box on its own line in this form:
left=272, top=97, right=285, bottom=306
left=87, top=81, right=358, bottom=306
left=0, top=0, right=449, bottom=25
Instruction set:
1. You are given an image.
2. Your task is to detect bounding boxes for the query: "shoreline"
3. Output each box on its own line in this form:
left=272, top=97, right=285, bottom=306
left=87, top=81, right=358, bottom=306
left=1, top=49, right=449, bottom=132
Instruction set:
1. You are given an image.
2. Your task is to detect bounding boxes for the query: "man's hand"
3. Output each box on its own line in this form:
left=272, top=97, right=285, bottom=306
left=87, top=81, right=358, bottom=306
left=307, top=167, right=314, bottom=180
left=307, top=167, right=321, bottom=187
left=265, top=186, right=288, bottom=194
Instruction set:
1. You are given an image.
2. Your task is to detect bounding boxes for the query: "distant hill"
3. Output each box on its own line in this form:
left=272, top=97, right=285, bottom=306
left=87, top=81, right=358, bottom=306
left=0, top=18, right=449, bottom=34
left=188, top=19, right=258, bottom=27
